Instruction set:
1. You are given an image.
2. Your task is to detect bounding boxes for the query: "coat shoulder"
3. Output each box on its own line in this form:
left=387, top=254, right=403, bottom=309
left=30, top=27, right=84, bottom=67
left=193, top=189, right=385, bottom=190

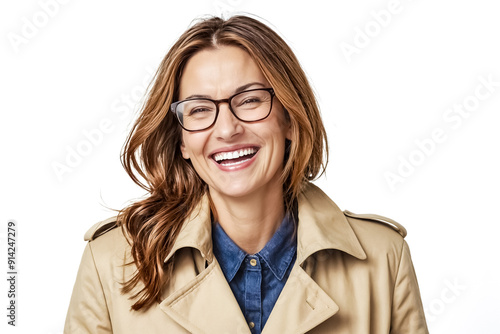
left=82, top=216, right=130, bottom=262
left=343, top=210, right=407, bottom=238
left=84, top=216, right=120, bottom=241
left=82, top=217, right=132, bottom=277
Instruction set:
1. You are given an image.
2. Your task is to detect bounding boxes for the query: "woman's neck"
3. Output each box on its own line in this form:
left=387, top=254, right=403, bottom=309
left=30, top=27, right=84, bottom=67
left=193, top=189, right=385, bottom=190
left=209, top=186, right=285, bottom=254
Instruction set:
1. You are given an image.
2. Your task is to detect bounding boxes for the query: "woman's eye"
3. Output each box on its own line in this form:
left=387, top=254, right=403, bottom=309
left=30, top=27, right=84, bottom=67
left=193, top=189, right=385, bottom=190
left=242, top=98, right=260, bottom=104
left=189, top=106, right=213, bottom=115
left=190, top=108, right=207, bottom=114
left=238, top=97, right=263, bottom=107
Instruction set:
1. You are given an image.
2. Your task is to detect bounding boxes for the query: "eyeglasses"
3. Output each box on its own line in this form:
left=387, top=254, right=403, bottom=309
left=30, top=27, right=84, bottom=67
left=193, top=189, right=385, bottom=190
left=170, top=88, right=275, bottom=132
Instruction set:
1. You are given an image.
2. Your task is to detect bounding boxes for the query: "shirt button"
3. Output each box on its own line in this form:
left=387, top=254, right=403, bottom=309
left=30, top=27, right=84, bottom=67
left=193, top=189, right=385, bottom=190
left=249, top=321, right=255, bottom=329
left=249, top=259, right=257, bottom=266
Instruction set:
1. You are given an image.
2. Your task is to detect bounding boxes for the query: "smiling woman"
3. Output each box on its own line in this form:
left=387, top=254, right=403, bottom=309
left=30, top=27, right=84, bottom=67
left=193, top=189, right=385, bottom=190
left=65, top=15, right=429, bottom=334
left=179, top=46, right=292, bottom=235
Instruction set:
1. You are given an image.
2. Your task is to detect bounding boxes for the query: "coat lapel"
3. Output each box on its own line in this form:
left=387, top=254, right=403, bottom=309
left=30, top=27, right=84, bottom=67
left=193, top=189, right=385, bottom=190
left=159, top=259, right=251, bottom=334
left=158, top=195, right=250, bottom=333
left=262, top=183, right=366, bottom=333
left=263, top=264, right=339, bottom=334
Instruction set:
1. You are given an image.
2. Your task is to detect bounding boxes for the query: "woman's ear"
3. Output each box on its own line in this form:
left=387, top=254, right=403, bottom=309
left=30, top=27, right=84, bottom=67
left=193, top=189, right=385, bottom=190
left=180, top=140, right=190, bottom=159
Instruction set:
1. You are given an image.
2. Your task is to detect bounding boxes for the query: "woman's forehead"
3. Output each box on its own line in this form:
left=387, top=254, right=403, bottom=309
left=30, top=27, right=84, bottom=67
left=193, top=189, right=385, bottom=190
left=178, top=46, right=269, bottom=100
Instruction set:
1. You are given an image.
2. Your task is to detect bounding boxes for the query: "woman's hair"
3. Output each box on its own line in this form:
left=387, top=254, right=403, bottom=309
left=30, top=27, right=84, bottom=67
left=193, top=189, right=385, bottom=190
left=119, top=15, right=328, bottom=311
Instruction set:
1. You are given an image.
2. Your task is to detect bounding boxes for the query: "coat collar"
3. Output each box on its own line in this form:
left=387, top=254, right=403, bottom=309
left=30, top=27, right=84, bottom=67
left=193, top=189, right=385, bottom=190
left=163, top=194, right=214, bottom=264
left=296, top=183, right=367, bottom=263
left=159, top=182, right=366, bottom=333
left=163, top=182, right=366, bottom=266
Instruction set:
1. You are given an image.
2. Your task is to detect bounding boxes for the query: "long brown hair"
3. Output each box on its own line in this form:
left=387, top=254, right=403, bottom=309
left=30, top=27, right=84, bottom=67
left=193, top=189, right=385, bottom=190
left=119, top=15, right=328, bottom=311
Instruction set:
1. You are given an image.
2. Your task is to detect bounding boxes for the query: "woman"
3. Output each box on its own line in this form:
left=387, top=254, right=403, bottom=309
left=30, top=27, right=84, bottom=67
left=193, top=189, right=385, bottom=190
left=65, top=15, right=428, bottom=333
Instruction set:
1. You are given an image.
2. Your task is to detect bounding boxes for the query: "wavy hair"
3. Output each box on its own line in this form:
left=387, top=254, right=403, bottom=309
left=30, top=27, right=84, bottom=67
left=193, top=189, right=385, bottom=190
left=119, top=15, right=328, bottom=311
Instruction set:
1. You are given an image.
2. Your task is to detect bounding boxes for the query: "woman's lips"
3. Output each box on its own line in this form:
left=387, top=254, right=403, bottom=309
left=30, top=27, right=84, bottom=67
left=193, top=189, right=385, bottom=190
left=210, top=146, right=260, bottom=171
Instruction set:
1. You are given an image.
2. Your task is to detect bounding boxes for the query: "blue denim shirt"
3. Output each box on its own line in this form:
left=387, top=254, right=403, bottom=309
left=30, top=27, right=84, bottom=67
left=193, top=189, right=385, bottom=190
left=212, top=214, right=297, bottom=334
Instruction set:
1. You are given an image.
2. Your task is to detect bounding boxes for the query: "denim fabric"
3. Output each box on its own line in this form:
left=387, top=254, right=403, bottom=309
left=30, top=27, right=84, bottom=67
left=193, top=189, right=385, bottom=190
left=212, top=214, right=297, bottom=334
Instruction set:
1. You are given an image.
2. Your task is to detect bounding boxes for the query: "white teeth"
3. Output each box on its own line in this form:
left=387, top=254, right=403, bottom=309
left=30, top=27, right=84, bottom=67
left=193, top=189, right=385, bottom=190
left=220, top=159, right=248, bottom=167
left=213, top=148, right=257, bottom=162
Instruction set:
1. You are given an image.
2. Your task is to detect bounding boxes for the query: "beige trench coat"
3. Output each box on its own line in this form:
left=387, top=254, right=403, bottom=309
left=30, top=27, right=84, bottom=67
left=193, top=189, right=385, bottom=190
left=65, top=183, right=428, bottom=333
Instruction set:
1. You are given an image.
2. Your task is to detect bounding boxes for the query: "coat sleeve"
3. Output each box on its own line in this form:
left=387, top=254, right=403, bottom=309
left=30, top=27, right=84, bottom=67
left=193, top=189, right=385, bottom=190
left=64, top=242, right=113, bottom=334
left=390, top=240, right=429, bottom=334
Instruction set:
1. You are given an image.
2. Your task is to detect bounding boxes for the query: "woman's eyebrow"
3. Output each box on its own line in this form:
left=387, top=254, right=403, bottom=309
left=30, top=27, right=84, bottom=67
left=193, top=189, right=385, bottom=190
left=233, top=82, right=266, bottom=94
left=183, top=82, right=266, bottom=100
left=184, top=93, right=211, bottom=99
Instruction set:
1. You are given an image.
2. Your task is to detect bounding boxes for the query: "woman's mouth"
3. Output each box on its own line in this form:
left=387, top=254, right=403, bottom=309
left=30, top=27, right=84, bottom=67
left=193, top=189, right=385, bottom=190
left=212, top=147, right=259, bottom=167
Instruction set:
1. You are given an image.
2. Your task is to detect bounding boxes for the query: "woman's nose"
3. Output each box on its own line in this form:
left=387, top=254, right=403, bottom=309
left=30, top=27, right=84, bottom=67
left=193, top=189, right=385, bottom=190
left=212, top=103, right=242, bottom=140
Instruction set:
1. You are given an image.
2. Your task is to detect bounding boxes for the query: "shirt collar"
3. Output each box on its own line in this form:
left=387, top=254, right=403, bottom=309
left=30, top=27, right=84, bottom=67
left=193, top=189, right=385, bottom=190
left=257, top=213, right=296, bottom=280
left=212, top=222, right=246, bottom=282
left=212, top=213, right=296, bottom=282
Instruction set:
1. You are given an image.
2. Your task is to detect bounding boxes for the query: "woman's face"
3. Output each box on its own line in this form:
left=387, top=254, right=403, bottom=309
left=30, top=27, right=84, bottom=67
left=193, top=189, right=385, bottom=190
left=179, top=46, right=291, bottom=200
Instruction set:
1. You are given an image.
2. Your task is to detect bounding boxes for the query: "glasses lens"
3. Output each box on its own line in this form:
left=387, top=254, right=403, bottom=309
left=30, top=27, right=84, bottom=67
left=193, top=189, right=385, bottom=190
left=176, top=99, right=217, bottom=131
left=231, top=89, right=272, bottom=121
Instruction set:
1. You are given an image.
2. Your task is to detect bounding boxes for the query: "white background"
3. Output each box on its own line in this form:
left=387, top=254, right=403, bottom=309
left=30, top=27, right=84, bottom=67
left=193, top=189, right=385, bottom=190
left=1, top=0, right=499, bottom=333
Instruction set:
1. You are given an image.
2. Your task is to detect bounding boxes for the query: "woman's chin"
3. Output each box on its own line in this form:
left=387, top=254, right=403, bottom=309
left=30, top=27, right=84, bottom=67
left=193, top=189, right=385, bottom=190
left=208, top=183, right=255, bottom=200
